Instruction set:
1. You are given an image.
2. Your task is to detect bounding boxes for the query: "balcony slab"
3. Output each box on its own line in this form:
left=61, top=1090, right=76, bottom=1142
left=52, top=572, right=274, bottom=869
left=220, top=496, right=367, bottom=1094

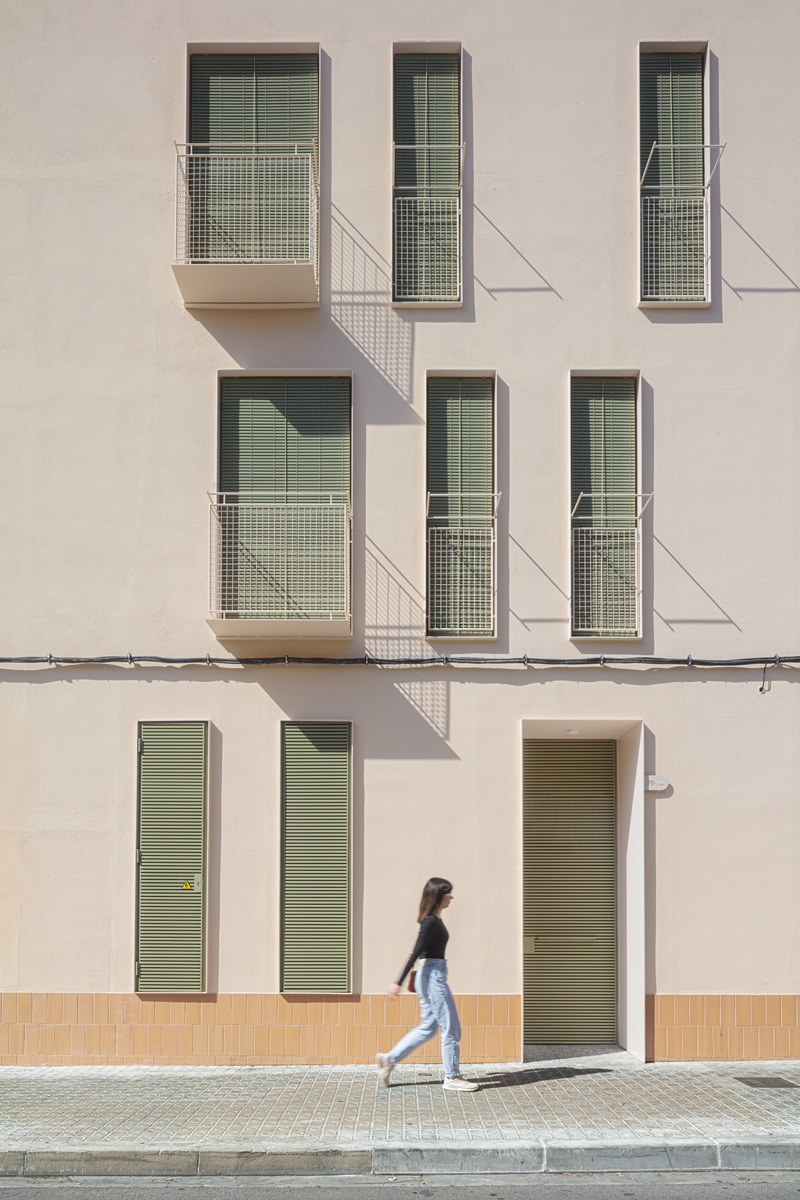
left=173, top=262, right=319, bottom=309
left=207, top=618, right=351, bottom=640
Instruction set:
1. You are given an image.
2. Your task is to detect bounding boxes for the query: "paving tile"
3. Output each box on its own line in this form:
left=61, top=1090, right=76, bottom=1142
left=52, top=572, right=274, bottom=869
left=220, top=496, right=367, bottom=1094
left=1, top=1050, right=800, bottom=1152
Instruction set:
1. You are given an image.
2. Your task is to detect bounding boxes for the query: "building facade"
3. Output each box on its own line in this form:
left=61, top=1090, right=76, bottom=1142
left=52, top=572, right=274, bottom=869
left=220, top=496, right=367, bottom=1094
left=2, top=0, right=800, bottom=1066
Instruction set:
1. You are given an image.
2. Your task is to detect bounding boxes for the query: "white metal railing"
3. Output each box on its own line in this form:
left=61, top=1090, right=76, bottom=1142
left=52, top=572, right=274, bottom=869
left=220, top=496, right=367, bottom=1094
left=639, top=142, right=725, bottom=302
left=209, top=492, right=349, bottom=621
left=641, top=193, right=708, bottom=302
left=393, top=143, right=463, bottom=302
left=176, top=143, right=318, bottom=270
left=570, top=493, right=652, bottom=638
left=427, top=493, right=499, bottom=637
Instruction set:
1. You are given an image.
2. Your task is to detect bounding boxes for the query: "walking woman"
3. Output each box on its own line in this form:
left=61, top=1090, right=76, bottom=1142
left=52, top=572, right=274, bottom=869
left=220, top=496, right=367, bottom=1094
left=376, top=877, right=478, bottom=1091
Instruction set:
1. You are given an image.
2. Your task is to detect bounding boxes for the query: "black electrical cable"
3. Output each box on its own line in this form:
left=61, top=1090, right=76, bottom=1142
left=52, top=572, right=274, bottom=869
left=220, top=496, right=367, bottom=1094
left=0, top=653, right=797, bottom=669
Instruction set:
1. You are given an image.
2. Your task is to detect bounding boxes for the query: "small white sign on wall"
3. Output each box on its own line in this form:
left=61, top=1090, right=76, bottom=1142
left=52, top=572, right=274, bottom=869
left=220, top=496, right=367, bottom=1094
left=646, top=774, right=669, bottom=792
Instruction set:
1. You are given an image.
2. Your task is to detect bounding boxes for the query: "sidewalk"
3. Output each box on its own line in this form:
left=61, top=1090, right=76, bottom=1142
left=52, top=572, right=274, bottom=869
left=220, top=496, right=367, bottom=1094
left=2, top=1048, right=800, bottom=1177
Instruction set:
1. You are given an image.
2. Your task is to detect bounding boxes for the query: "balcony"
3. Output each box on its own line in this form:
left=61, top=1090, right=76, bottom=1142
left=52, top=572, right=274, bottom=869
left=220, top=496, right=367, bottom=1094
left=426, top=493, right=498, bottom=637
left=393, top=144, right=462, bottom=304
left=173, top=143, right=319, bottom=309
left=639, top=142, right=725, bottom=305
left=207, top=493, right=350, bottom=639
left=570, top=493, right=652, bottom=639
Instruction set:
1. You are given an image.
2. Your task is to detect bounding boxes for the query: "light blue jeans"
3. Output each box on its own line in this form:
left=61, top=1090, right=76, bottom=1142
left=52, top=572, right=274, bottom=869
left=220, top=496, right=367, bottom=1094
left=388, top=959, right=461, bottom=1078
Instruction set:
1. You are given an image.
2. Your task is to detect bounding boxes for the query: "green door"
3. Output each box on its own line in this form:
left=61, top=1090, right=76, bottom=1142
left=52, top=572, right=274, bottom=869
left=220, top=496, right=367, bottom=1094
left=281, top=721, right=351, bottom=993
left=523, top=740, right=617, bottom=1043
left=136, top=721, right=208, bottom=993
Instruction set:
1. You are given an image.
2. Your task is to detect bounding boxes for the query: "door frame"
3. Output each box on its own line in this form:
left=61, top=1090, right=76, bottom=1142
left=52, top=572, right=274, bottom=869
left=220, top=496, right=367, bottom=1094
left=520, top=719, right=646, bottom=1060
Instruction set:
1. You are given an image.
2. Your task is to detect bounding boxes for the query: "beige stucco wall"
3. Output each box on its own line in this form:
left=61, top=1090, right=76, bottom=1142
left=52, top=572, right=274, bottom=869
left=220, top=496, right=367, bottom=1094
left=1, top=673, right=799, bottom=997
left=1, top=0, right=799, bottom=1002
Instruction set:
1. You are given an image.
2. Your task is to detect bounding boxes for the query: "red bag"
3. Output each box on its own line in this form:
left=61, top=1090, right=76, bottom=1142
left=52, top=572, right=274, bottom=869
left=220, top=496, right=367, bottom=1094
left=407, top=970, right=417, bottom=993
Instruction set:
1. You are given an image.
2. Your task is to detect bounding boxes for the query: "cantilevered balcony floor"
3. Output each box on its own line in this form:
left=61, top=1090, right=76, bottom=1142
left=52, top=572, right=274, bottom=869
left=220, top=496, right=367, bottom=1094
left=172, top=261, right=319, bottom=309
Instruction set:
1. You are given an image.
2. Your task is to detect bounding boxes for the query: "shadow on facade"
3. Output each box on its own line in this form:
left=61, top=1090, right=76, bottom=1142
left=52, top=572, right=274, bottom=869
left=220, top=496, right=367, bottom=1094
left=365, top=536, right=449, bottom=740
left=653, top=536, right=742, bottom=633
left=720, top=205, right=800, bottom=297
left=331, top=206, right=413, bottom=403
left=473, top=204, right=564, bottom=301
left=508, top=533, right=569, bottom=633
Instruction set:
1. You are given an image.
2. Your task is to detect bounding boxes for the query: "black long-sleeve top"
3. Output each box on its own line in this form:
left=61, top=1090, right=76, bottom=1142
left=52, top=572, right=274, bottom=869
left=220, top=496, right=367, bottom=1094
left=396, top=914, right=449, bottom=985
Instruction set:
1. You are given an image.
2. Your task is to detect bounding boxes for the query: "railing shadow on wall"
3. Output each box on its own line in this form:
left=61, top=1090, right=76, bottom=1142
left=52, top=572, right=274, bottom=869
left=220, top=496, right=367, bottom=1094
left=473, top=204, right=564, bottom=301
left=365, top=536, right=449, bottom=740
left=331, top=205, right=412, bottom=403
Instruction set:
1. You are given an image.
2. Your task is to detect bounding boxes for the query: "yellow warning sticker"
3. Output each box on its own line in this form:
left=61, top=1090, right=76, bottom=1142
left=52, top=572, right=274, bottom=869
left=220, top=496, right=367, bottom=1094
left=182, top=881, right=191, bottom=890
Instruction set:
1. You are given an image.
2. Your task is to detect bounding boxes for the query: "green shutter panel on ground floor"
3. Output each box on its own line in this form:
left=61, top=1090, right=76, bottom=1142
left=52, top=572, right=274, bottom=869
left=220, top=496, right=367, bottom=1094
left=523, top=740, right=617, bottom=1044
left=571, top=377, right=637, bottom=637
left=136, top=721, right=207, bottom=993
left=427, top=377, right=494, bottom=636
left=282, top=722, right=351, bottom=993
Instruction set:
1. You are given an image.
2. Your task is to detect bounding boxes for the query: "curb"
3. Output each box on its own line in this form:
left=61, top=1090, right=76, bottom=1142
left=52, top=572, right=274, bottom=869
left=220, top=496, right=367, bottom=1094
left=3, top=1140, right=800, bottom=1176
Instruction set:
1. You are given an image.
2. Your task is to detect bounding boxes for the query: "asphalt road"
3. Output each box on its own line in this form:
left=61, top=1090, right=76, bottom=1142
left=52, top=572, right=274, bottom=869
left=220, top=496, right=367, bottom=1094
left=2, top=1175, right=800, bottom=1198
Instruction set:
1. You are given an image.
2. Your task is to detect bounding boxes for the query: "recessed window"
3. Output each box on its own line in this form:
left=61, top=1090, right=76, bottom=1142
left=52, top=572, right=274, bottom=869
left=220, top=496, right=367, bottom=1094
left=393, top=52, right=462, bottom=304
left=426, top=377, right=497, bottom=637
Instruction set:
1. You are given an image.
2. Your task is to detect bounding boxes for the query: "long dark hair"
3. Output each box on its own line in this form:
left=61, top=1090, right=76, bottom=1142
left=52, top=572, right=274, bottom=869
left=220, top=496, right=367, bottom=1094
left=417, top=877, right=452, bottom=923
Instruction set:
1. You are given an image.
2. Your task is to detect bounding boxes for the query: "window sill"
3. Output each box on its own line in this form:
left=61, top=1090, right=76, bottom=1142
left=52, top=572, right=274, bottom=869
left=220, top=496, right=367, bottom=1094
left=638, top=299, right=710, bottom=310
left=426, top=633, right=498, bottom=642
left=207, top=617, right=352, bottom=640
left=569, top=635, right=643, bottom=644
left=392, top=300, right=464, bottom=310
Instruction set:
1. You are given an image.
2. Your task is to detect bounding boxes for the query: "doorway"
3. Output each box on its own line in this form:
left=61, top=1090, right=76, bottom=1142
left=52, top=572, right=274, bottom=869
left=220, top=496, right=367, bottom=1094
left=522, top=739, right=618, bottom=1043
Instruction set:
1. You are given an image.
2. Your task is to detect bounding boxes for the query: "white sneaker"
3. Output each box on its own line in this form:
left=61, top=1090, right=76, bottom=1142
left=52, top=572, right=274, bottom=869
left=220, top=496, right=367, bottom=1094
left=443, top=1075, right=479, bottom=1092
left=376, top=1052, right=395, bottom=1087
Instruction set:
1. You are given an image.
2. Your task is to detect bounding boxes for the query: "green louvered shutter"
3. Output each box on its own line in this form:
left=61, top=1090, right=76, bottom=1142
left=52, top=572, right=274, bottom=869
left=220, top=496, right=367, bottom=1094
left=427, top=377, right=494, bottom=636
left=523, top=740, right=617, bottom=1043
left=571, top=377, right=637, bottom=637
left=136, top=722, right=207, bottom=993
left=282, top=722, right=351, bottom=993
left=217, top=377, right=350, bottom=620
left=640, top=53, right=704, bottom=300
left=393, top=54, right=460, bottom=301
left=188, top=55, right=318, bottom=262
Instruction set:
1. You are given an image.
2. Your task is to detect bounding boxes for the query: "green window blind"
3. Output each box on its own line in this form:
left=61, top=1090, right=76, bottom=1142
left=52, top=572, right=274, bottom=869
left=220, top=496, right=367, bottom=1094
left=640, top=53, right=705, bottom=300
left=190, top=54, right=319, bottom=145
left=281, top=722, right=351, bottom=993
left=136, top=721, right=207, bottom=994
left=393, top=54, right=460, bottom=302
left=220, top=377, right=350, bottom=495
left=188, top=55, right=318, bottom=263
left=523, top=740, right=618, bottom=1044
left=640, top=54, right=703, bottom=189
left=427, top=377, right=494, bottom=637
left=394, top=54, right=460, bottom=189
left=570, top=377, right=638, bottom=637
left=217, top=377, right=351, bottom=620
